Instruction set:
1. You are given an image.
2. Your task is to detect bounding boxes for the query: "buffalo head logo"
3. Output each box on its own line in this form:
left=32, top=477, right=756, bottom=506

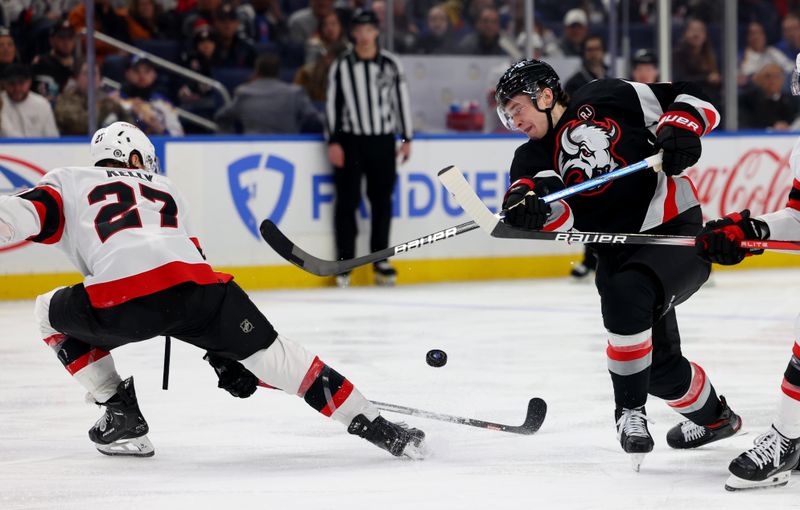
left=558, top=118, right=626, bottom=195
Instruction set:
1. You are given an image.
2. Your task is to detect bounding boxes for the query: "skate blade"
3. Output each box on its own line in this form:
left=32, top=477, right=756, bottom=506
left=375, top=275, right=396, bottom=287
left=402, top=438, right=430, bottom=461
left=724, top=471, right=790, bottom=491
left=630, top=453, right=646, bottom=472
left=95, top=435, right=155, bottom=457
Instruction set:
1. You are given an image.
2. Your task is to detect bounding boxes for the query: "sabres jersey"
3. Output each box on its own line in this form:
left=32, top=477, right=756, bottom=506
left=510, top=79, right=720, bottom=234
left=0, top=166, right=230, bottom=308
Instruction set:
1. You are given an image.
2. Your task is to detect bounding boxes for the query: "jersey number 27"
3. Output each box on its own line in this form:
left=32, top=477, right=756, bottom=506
left=88, top=181, right=177, bottom=242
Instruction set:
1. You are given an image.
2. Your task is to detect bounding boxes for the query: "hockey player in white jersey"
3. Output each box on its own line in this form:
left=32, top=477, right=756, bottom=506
left=0, top=122, right=427, bottom=460
left=695, top=56, right=800, bottom=490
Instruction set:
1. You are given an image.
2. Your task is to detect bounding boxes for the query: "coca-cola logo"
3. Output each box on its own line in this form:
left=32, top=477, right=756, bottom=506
left=685, top=147, right=792, bottom=221
left=0, top=155, right=47, bottom=253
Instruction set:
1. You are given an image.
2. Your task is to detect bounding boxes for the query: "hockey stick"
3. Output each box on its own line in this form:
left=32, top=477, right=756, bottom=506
left=259, top=155, right=662, bottom=276
left=371, top=397, right=547, bottom=435
left=438, top=163, right=800, bottom=252
left=255, top=382, right=546, bottom=435
left=162, top=335, right=171, bottom=390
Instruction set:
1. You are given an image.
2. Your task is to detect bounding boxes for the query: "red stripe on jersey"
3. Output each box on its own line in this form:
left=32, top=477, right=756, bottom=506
left=663, top=177, right=678, bottom=223
left=320, top=379, right=354, bottom=417
left=781, top=377, right=800, bottom=401
left=296, top=356, right=325, bottom=397
left=668, top=362, right=707, bottom=409
left=542, top=201, right=572, bottom=232
left=788, top=198, right=800, bottom=212
left=85, top=261, right=230, bottom=308
left=190, top=237, right=202, bottom=250
left=792, top=341, right=800, bottom=359
left=606, top=340, right=652, bottom=362
left=43, top=333, right=66, bottom=348
left=40, top=186, right=65, bottom=244
left=257, top=380, right=280, bottom=390
left=66, top=348, right=110, bottom=375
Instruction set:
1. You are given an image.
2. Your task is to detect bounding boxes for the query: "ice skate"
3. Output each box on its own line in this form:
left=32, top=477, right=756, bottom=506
left=569, top=263, right=594, bottom=282
left=725, top=426, right=800, bottom=491
left=666, top=396, right=741, bottom=449
left=615, top=406, right=654, bottom=472
left=348, top=414, right=428, bottom=460
left=335, top=271, right=351, bottom=288
left=373, top=261, right=397, bottom=286
left=88, top=377, right=154, bottom=457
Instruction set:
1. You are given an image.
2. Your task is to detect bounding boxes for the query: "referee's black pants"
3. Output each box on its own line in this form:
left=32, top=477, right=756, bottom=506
left=333, top=133, right=397, bottom=261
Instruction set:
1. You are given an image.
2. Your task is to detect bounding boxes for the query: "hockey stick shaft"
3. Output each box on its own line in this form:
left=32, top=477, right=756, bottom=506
left=255, top=382, right=545, bottom=434
left=438, top=163, right=800, bottom=251
left=162, top=335, right=171, bottom=390
left=260, top=155, right=662, bottom=276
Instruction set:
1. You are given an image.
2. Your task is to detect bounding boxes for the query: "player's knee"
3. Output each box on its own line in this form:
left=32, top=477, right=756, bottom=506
left=601, top=269, right=658, bottom=334
left=34, top=288, right=62, bottom=337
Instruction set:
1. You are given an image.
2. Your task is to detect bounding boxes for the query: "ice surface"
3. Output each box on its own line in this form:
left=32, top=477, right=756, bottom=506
left=3, top=268, right=800, bottom=509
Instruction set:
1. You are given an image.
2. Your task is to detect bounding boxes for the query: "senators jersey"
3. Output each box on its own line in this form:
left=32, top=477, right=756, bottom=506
left=510, top=79, right=720, bottom=234
left=758, top=137, right=800, bottom=239
left=0, top=166, right=230, bottom=308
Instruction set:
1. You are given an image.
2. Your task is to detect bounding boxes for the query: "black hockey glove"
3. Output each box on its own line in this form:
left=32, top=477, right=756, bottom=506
left=502, top=177, right=551, bottom=230
left=204, top=352, right=258, bottom=398
left=695, top=209, right=769, bottom=265
left=655, top=110, right=704, bottom=176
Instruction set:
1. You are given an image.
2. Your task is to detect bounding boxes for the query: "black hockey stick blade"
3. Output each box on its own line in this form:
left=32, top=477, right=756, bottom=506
left=372, top=397, right=547, bottom=435
left=260, top=216, right=481, bottom=277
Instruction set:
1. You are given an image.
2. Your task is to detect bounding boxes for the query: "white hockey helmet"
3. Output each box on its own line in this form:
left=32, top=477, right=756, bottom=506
left=91, top=122, right=158, bottom=173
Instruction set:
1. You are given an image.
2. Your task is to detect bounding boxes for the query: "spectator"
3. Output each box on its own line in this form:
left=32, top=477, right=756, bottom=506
left=237, top=0, right=289, bottom=45
left=305, top=11, right=348, bottom=66
left=416, top=4, right=457, bottom=55
left=672, top=17, right=721, bottom=109
left=739, top=21, right=794, bottom=80
left=117, top=56, right=184, bottom=135
left=739, top=62, right=799, bottom=130
left=69, top=0, right=130, bottom=62
left=630, top=48, right=658, bottom=84
left=181, top=0, right=222, bottom=41
left=564, top=35, right=607, bottom=96
left=0, top=27, right=19, bottom=77
left=31, top=19, right=76, bottom=103
left=558, top=8, right=589, bottom=57
left=776, top=12, right=800, bottom=60
left=213, top=2, right=257, bottom=68
left=294, top=40, right=347, bottom=101
left=0, top=64, right=59, bottom=137
left=124, top=0, right=172, bottom=40
left=178, top=25, right=218, bottom=107
left=54, top=60, right=131, bottom=135
left=288, top=0, right=335, bottom=45
left=373, top=0, right=418, bottom=53
left=457, top=7, right=519, bottom=58
left=325, top=9, right=413, bottom=287
left=215, top=53, right=322, bottom=133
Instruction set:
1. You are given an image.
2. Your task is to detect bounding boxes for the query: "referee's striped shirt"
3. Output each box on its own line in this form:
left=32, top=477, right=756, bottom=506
left=326, top=49, right=413, bottom=143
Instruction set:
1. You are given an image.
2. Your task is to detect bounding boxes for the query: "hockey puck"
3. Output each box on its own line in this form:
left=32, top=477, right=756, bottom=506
left=426, top=349, right=447, bottom=367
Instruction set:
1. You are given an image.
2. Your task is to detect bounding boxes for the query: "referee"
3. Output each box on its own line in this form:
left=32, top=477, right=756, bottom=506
left=326, top=9, right=413, bottom=288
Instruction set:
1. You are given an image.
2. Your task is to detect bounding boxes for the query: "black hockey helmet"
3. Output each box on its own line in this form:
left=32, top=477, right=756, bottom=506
left=495, top=59, right=562, bottom=131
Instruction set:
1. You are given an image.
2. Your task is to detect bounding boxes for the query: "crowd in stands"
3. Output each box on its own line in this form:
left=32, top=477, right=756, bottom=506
left=1, top=0, right=800, bottom=137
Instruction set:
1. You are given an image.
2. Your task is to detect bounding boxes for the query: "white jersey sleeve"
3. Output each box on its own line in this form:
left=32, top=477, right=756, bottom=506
left=758, top=138, right=800, bottom=240
left=0, top=194, right=44, bottom=243
left=17, top=166, right=230, bottom=308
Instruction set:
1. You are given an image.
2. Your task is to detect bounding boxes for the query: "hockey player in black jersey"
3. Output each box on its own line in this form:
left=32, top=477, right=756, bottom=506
left=494, top=59, right=740, bottom=470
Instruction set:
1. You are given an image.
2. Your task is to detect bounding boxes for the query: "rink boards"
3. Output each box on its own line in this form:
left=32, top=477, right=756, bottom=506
left=1, top=132, right=799, bottom=299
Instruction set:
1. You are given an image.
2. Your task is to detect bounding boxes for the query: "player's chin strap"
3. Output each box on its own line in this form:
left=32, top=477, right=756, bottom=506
left=531, top=92, right=556, bottom=133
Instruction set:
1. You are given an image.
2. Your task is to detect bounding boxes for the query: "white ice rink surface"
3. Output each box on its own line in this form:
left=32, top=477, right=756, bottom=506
left=3, top=268, right=800, bottom=509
